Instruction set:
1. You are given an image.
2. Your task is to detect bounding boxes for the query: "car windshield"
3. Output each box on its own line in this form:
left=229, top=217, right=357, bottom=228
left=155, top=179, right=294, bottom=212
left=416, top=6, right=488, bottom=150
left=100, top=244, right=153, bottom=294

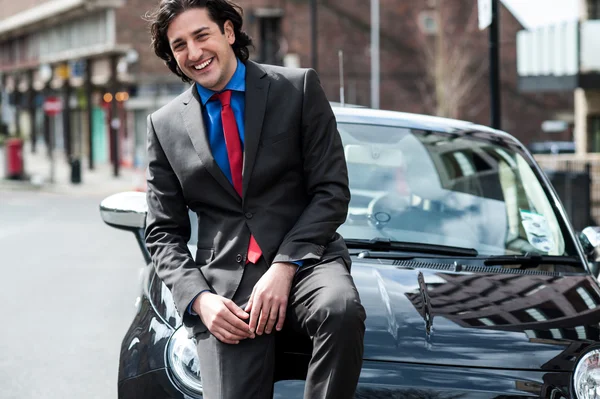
left=337, top=122, right=578, bottom=257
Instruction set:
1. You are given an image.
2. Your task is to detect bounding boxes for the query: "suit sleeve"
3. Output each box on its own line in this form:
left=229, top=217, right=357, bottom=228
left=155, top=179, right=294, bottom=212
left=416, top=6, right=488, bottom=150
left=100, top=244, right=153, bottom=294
left=272, top=69, right=350, bottom=264
left=145, top=114, right=211, bottom=327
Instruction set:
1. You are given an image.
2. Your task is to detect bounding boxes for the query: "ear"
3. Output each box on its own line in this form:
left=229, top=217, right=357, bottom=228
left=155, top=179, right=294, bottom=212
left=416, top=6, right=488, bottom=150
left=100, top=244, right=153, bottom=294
left=224, top=20, right=235, bottom=45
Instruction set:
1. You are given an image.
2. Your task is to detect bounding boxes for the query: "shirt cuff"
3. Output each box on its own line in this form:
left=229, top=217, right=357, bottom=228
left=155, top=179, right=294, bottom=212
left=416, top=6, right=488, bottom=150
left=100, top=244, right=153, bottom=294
left=187, top=290, right=211, bottom=315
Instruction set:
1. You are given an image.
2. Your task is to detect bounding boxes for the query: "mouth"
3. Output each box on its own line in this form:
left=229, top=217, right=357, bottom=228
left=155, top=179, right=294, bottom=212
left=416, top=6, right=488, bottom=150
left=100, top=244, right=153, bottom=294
left=192, top=57, right=214, bottom=71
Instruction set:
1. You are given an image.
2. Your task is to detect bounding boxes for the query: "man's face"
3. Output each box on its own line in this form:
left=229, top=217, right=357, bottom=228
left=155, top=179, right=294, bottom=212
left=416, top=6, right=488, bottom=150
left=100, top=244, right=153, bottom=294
left=167, top=7, right=237, bottom=91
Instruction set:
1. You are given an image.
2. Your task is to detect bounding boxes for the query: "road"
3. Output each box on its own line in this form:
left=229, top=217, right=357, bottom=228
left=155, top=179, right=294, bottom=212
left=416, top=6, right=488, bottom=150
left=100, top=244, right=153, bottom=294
left=0, top=189, right=145, bottom=398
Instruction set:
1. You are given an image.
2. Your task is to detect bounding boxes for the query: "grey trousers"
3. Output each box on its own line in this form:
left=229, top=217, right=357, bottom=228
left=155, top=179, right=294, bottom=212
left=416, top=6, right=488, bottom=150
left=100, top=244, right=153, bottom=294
left=194, top=257, right=366, bottom=399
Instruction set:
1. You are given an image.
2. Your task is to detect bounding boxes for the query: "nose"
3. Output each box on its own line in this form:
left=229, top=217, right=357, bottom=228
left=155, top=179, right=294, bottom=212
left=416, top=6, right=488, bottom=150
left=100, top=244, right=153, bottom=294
left=188, top=43, right=203, bottom=62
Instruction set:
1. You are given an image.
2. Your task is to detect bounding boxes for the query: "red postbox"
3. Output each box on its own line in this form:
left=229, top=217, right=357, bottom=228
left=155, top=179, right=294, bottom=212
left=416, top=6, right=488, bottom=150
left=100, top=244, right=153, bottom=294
left=5, top=138, right=24, bottom=179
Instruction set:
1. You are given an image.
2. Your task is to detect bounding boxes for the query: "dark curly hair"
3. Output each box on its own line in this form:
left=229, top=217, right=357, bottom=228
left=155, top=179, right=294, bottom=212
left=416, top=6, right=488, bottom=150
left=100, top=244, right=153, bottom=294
left=147, top=0, right=253, bottom=83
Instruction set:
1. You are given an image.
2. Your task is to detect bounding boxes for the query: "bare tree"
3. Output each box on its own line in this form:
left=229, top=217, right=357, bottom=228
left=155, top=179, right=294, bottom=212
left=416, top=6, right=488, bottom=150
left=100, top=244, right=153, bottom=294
left=415, top=0, right=488, bottom=120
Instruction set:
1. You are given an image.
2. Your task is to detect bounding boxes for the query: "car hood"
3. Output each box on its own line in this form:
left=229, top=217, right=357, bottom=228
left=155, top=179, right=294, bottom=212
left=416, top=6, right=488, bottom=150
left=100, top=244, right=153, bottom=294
left=354, top=259, right=600, bottom=371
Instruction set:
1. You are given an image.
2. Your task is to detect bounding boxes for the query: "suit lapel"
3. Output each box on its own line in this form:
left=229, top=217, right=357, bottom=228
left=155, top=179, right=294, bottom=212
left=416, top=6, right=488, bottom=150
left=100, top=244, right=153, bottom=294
left=181, top=86, right=240, bottom=201
left=242, top=61, right=270, bottom=198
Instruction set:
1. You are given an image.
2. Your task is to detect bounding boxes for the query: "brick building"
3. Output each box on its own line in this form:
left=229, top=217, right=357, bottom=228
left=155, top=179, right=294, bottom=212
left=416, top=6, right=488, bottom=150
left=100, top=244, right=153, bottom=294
left=517, top=0, right=600, bottom=155
left=0, top=0, right=573, bottom=175
left=515, top=0, right=600, bottom=223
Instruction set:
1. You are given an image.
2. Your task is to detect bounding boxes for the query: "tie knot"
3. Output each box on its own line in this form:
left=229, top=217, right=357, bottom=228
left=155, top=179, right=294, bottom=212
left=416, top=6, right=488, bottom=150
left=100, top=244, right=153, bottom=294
left=212, top=90, right=232, bottom=106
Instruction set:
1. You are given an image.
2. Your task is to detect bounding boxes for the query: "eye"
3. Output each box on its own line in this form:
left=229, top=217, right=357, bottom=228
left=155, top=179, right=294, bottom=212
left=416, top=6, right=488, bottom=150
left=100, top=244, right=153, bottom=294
left=173, top=42, right=185, bottom=51
left=196, top=34, right=207, bottom=40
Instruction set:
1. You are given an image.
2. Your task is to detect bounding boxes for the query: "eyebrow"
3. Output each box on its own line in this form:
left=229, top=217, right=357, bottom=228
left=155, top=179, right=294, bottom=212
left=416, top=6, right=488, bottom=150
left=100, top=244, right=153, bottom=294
left=170, top=27, right=209, bottom=47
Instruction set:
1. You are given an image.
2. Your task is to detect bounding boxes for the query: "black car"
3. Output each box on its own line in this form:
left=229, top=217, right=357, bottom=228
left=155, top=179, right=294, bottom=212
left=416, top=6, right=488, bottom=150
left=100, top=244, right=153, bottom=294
left=101, top=106, right=600, bottom=398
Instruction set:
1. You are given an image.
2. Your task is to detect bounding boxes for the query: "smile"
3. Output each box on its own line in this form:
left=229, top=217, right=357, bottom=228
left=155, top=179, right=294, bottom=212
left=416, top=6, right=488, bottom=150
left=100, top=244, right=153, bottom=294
left=193, top=58, right=213, bottom=70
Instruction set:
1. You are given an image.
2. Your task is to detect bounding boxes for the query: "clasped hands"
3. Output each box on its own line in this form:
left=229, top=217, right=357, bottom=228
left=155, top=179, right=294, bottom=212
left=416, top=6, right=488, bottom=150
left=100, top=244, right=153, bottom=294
left=192, top=262, right=297, bottom=344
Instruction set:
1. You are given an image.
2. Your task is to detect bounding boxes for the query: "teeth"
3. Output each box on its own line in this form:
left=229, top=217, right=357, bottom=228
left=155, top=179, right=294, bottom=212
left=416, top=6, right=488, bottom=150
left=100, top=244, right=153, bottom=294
left=194, top=58, right=212, bottom=70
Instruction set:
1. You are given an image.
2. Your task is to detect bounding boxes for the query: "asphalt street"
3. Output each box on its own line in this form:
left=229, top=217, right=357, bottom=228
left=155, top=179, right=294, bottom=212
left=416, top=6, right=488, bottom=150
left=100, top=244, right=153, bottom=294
left=0, top=189, right=145, bottom=398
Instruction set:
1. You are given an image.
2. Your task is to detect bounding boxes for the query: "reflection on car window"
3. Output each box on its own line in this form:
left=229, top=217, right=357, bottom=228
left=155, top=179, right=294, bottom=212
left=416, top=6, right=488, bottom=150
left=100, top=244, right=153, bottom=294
left=337, top=123, right=573, bottom=257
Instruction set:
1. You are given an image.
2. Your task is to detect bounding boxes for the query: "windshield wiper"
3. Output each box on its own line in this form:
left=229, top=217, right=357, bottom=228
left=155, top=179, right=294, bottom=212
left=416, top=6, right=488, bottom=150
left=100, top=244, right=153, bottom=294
left=345, top=238, right=479, bottom=257
left=483, top=254, right=583, bottom=267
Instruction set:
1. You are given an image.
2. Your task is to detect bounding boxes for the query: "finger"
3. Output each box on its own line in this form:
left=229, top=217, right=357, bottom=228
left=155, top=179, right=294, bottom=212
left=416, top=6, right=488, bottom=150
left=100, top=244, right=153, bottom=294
left=248, top=296, right=262, bottom=333
left=256, top=304, right=271, bottom=336
left=216, top=319, right=252, bottom=340
left=217, top=326, right=245, bottom=342
left=218, top=310, right=253, bottom=338
left=264, top=304, right=279, bottom=334
left=224, top=299, right=249, bottom=320
left=276, top=303, right=287, bottom=331
left=213, top=330, right=239, bottom=345
left=244, top=289, right=254, bottom=313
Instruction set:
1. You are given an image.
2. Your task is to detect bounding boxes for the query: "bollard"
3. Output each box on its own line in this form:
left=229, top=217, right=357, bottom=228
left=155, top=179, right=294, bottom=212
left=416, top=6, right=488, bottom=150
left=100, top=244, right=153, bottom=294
left=70, top=157, right=82, bottom=184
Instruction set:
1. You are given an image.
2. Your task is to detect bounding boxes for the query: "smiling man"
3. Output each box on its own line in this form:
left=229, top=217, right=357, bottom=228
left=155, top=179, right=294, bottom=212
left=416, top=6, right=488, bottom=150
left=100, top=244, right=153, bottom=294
left=144, top=1, right=366, bottom=398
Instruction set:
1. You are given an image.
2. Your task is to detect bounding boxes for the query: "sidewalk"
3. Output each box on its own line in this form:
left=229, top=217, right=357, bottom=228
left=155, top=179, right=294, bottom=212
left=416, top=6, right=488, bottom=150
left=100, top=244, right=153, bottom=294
left=0, top=140, right=146, bottom=197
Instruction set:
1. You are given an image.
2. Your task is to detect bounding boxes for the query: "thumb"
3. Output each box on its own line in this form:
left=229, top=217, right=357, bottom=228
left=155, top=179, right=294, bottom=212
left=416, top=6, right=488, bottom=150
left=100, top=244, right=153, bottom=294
left=225, top=299, right=249, bottom=319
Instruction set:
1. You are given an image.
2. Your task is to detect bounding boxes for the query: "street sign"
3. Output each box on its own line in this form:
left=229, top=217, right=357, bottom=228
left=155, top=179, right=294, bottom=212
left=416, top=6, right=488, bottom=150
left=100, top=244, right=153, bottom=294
left=69, top=60, right=85, bottom=79
left=478, top=0, right=492, bottom=30
left=542, top=120, right=569, bottom=133
left=43, top=96, right=62, bottom=116
left=54, top=64, right=70, bottom=80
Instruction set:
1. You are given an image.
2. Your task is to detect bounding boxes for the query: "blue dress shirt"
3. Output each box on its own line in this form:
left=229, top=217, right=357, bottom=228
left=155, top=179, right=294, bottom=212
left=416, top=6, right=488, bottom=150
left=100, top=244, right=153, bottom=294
left=188, top=59, right=301, bottom=314
left=196, top=58, right=247, bottom=186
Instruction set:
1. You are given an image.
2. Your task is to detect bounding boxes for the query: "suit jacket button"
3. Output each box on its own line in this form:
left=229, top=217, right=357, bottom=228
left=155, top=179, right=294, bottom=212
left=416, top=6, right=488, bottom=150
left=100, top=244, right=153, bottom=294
left=236, top=254, right=243, bottom=263
left=245, top=212, right=253, bottom=219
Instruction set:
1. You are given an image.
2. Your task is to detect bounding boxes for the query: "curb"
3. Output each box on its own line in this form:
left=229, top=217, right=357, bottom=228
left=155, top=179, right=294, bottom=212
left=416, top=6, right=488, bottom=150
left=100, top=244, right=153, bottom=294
left=0, top=176, right=141, bottom=196
left=0, top=178, right=44, bottom=192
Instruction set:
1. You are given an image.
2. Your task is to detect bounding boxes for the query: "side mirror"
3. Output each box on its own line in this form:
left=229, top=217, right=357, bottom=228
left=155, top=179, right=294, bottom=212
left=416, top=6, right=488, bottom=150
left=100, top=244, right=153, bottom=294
left=100, top=191, right=150, bottom=264
left=100, top=191, right=147, bottom=231
left=580, top=226, right=600, bottom=277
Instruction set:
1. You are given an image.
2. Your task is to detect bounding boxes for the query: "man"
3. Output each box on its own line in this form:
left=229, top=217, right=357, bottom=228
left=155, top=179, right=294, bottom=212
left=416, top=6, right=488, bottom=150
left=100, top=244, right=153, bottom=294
left=144, top=1, right=365, bottom=398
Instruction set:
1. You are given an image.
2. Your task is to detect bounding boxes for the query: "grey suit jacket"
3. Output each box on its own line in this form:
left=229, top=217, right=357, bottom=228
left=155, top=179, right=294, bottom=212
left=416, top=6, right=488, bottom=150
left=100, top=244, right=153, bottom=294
left=144, top=61, right=351, bottom=332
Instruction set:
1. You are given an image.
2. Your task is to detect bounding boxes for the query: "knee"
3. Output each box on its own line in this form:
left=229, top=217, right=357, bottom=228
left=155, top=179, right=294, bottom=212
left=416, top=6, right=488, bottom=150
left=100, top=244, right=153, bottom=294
left=313, top=287, right=366, bottom=333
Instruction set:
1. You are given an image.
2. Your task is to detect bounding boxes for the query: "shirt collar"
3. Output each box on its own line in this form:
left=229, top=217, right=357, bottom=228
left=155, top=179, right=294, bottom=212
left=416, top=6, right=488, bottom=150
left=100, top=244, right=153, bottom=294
left=196, top=58, right=246, bottom=105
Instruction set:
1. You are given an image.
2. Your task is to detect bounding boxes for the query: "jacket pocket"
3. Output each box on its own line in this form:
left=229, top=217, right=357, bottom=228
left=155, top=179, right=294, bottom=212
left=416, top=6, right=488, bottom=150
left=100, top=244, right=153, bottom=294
left=259, top=131, right=292, bottom=147
left=195, top=248, right=215, bottom=266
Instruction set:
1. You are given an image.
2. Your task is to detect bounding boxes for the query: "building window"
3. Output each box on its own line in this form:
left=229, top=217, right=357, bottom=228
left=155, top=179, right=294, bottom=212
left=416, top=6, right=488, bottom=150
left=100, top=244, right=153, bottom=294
left=589, top=0, right=600, bottom=19
left=478, top=317, right=495, bottom=326
left=254, top=8, right=283, bottom=66
left=576, top=286, right=598, bottom=309
left=453, top=152, right=476, bottom=176
left=550, top=328, right=563, bottom=339
left=418, top=11, right=438, bottom=35
left=525, top=308, right=547, bottom=321
left=524, top=329, right=538, bottom=338
left=590, top=116, right=600, bottom=153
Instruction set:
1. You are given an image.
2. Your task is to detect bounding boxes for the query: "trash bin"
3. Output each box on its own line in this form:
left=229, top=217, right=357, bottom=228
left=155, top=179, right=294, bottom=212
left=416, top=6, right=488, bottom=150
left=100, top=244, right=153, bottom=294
left=70, top=158, right=82, bottom=184
left=5, top=138, right=24, bottom=180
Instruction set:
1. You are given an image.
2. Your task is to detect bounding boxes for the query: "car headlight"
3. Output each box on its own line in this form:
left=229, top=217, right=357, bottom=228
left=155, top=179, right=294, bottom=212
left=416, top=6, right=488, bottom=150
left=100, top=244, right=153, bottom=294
left=166, top=326, right=203, bottom=395
left=573, top=347, right=600, bottom=399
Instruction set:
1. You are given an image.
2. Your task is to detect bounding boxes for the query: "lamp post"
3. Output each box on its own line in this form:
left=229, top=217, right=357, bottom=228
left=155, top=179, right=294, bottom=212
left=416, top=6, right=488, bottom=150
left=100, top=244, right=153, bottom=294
left=109, top=55, right=119, bottom=178
left=38, top=64, right=55, bottom=183
left=489, top=0, right=501, bottom=129
left=310, top=0, right=318, bottom=70
left=371, top=0, right=380, bottom=109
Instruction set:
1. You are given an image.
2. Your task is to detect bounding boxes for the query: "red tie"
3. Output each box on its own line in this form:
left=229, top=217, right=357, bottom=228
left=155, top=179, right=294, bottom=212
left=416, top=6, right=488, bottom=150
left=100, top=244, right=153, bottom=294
left=213, top=90, right=262, bottom=264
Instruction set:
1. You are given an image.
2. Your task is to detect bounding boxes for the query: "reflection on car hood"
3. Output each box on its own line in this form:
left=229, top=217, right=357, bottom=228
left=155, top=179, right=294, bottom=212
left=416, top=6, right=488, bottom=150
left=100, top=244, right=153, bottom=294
left=354, top=260, right=600, bottom=371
